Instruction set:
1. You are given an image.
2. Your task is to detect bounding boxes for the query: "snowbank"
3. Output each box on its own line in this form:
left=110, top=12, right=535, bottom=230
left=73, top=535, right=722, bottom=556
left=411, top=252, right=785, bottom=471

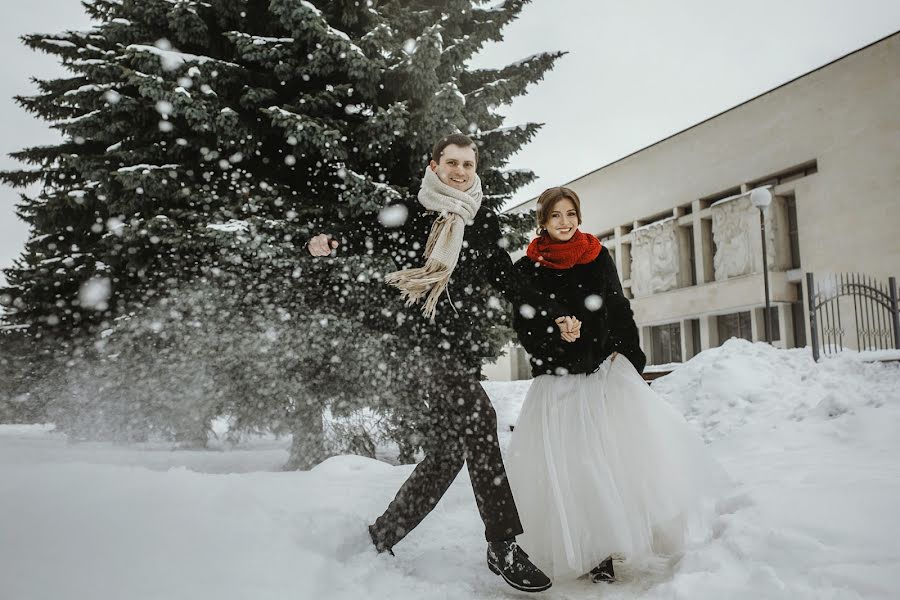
left=2, top=340, right=899, bottom=599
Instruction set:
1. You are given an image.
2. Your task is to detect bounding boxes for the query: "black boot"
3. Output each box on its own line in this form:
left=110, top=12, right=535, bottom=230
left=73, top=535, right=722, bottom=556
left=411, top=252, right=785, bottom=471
left=589, top=556, right=615, bottom=583
left=368, top=524, right=395, bottom=556
left=486, top=539, right=552, bottom=593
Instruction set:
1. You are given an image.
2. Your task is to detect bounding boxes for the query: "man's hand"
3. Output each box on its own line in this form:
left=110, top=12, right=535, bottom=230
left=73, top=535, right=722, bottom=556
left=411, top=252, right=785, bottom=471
left=555, top=316, right=581, bottom=343
left=307, top=233, right=339, bottom=256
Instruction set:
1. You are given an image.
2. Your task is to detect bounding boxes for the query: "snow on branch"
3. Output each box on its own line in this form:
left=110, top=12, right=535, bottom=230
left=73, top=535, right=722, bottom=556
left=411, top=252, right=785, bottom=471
left=126, top=44, right=240, bottom=70
left=116, top=163, right=179, bottom=174
left=206, top=220, right=250, bottom=234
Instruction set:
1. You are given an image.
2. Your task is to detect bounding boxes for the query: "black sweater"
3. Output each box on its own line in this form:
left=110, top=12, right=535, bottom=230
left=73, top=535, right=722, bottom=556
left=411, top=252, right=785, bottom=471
left=512, top=247, right=646, bottom=376
left=323, top=204, right=566, bottom=365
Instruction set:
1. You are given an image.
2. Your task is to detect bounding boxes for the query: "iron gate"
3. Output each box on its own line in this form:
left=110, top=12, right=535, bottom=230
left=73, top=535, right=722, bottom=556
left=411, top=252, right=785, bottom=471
left=806, top=272, right=900, bottom=361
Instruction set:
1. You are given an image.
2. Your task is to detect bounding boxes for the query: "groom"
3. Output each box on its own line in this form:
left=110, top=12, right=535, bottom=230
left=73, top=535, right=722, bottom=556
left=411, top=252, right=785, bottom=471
left=308, top=134, right=575, bottom=593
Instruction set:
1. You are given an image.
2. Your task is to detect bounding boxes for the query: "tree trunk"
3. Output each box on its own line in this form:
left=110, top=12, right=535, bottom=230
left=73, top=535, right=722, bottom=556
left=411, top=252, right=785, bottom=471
left=284, top=405, right=329, bottom=470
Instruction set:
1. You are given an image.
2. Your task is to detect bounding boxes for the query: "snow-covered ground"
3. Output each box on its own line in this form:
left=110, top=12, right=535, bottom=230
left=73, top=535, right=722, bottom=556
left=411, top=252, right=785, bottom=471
left=2, top=339, right=899, bottom=600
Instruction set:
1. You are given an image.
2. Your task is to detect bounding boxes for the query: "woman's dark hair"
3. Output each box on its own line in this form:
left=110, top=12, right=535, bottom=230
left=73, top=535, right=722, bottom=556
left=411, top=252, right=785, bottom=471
left=535, top=187, right=583, bottom=233
left=431, top=133, right=479, bottom=165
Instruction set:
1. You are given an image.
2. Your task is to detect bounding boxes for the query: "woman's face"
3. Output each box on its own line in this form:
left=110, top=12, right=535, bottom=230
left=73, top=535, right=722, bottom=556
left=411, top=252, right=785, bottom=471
left=543, top=198, right=579, bottom=242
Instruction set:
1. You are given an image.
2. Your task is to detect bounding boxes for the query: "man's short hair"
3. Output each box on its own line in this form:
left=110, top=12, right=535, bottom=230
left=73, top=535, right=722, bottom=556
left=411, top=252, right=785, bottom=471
left=431, top=133, right=479, bottom=165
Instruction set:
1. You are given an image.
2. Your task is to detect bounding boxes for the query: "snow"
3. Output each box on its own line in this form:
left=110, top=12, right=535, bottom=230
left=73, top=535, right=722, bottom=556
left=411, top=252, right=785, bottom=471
left=78, top=277, right=111, bottom=310
left=41, top=39, right=76, bottom=48
left=62, top=83, right=113, bottom=96
left=55, top=109, right=101, bottom=125
left=478, top=123, right=530, bottom=136
left=206, top=220, right=249, bottom=233
left=377, top=204, right=408, bottom=228
left=116, top=163, right=179, bottom=173
left=299, top=0, right=323, bottom=16
left=2, top=340, right=899, bottom=599
left=633, top=215, right=677, bottom=232
left=652, top=339, right=898, bottom=442
left=855, top=349, right=900, bottom=361
left=265, top=106, right=302, bottom=119
left=251, top=36, right=294, bottom=45
left=68, top=58, right=106, bottom=66
left=509, top=52, right=547, bottom=68
left=227, top=32, right=294, bottom=45
left=126, top=44, right=240, bottom=70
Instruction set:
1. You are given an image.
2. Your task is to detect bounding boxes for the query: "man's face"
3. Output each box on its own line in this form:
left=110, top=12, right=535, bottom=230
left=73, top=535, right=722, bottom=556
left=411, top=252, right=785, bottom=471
left=429, top=144, right=477, bottom=192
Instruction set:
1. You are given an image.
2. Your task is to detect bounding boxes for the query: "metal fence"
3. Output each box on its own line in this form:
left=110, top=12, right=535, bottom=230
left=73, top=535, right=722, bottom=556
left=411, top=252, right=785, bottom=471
left=806, top=272, right=900, bottom=361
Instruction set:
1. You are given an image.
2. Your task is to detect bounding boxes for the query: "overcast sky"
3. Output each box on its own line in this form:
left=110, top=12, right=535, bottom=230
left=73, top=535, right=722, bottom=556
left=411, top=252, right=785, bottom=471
left=2, top=1, right=899, bottom=286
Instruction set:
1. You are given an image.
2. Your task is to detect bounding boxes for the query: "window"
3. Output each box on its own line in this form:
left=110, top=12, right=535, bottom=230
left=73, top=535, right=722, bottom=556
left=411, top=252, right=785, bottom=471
left=765, top=306, right=780, bottom=341
left=786, top=195, right=801, bottom=268
left=700, top=186, right=742, bottom=207
left=650, top=322, right=682, bottom=364
left=748, top=160, right=818, bottom=189
left=718, top=311, right=752, bottom=344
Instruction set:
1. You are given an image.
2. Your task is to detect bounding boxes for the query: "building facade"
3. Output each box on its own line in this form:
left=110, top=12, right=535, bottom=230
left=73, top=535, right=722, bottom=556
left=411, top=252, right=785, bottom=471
left=486, top=32, right=900, bottom=380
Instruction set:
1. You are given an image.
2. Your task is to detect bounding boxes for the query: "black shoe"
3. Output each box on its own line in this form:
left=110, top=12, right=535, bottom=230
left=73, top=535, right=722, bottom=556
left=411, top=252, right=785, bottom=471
left=486, top=539, right=552, bottom=593
left=589, top=556, right=615, bottom=583
left=368, top=524, right=395, bottom=556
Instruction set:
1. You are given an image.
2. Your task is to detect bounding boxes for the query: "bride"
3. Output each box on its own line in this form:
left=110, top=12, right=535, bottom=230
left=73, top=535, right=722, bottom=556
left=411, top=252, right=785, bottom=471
left=505, top=186, right=726, bottom=583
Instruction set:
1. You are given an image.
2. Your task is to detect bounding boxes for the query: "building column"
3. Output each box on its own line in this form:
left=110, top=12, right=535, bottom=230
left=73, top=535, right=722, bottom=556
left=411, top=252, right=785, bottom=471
left=691, top=201, right=708, bottom=285
left=639, top=325, right=651, bottom=363
left=680, top=318, right=695, bottom=361
left=699, top=315, right=718, bottom=350
left=613, top=225, right=627, bottom=277
left=777, top=303, right=793, bottom=349
left=750, top=307, right=763, bottom=342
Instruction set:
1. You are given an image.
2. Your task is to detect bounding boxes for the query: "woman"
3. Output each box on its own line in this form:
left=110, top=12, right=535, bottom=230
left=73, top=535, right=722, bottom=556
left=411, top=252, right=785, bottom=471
left=505, top=187, right=725, bottom=583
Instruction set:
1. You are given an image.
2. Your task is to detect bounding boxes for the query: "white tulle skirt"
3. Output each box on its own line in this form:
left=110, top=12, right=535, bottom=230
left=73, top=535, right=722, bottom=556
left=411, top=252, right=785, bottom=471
left=506, top=356, right=726, bottom=581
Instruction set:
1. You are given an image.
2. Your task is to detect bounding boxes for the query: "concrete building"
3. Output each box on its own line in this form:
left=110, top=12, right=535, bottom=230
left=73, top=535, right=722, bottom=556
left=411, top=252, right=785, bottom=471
left=485, top=31, right=900, bottom=380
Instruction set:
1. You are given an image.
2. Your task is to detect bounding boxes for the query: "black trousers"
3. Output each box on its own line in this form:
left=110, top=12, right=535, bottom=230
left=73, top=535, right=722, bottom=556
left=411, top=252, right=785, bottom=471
left=370, top=365, right=523, bottom=548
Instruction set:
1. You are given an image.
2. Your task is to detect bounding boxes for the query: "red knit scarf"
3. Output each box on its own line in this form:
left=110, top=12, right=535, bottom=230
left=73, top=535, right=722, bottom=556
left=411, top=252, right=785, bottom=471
left=526, top=229, right=602, bottom=270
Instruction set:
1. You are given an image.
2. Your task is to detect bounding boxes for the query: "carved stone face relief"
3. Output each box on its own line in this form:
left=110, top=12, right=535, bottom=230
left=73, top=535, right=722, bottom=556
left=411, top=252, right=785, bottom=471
left=631, top=218, right=679, bottom=297
left=712, top=196, right=777, bottom=281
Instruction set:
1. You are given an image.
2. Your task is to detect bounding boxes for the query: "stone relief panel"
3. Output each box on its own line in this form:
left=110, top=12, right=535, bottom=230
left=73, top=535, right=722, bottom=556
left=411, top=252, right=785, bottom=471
left=712, top=196, right=777, bottom=281
left=630, top=218, right=679, bottom=297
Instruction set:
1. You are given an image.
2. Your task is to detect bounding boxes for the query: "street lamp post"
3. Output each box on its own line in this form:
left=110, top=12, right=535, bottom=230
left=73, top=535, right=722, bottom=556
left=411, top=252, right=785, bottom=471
left=750, top=187, right=773, bottom=343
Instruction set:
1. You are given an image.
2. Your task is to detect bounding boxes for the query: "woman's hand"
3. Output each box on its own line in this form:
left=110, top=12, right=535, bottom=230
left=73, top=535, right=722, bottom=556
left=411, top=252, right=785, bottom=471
left=610, top=351, right=619, bottom=362
left=555, top=316, right=581, bottom=343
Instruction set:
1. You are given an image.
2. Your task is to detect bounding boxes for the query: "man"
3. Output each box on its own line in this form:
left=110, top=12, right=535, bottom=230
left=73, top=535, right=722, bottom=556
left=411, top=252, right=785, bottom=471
left=308, top=134, right=578, bottom=593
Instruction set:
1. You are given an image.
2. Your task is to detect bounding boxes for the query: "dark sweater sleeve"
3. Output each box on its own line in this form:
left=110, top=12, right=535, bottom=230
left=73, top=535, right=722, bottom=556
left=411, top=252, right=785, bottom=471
left=480, top=212, right=566, bottom=320
left=599, top=249, right=647, bottom=374
left=302, top=198, right=420, bottom=258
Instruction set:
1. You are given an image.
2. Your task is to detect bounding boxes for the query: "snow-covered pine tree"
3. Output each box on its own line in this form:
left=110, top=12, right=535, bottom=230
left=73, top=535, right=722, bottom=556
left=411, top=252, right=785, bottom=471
left=0, top=0, right=561, bottom=465
left=338, top=0, right=564, bottom=372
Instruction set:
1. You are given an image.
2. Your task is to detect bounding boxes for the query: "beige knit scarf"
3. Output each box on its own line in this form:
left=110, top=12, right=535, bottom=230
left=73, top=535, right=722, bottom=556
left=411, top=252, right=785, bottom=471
left=385, top=167, right=483, bottom=320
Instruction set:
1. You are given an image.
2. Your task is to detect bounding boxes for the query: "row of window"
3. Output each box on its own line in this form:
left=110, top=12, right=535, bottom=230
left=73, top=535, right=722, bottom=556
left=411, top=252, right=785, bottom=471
left=647, top=300, right=814, bottom=365
left=648, top=308, right=784, bottom=365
